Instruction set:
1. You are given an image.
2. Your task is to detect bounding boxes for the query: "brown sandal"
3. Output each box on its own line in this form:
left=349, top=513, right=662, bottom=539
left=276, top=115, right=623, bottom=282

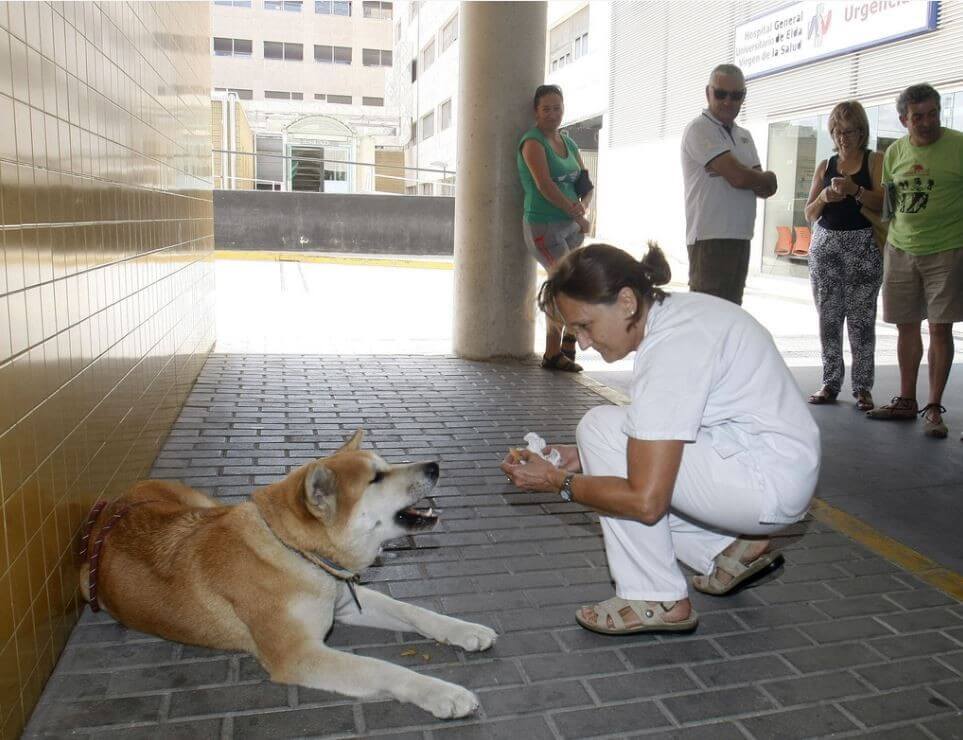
left=541, top=353, right=583, bottom=373
left=854, top=390, right=874, bottom=412
left=808, top=387, right=838, bottom=405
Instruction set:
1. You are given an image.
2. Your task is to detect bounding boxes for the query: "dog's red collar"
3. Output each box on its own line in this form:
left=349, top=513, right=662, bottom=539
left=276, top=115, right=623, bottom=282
left=255, top=510, right=363, bottom=612
left=79, top=500, right=153, bottom=612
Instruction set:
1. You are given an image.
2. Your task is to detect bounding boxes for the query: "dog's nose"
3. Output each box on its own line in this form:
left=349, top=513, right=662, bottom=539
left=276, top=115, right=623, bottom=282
left=424, top=462, right=439, bottom=481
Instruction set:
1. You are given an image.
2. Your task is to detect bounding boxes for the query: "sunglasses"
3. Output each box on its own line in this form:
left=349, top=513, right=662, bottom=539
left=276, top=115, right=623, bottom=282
left=712, top=87, right=746, bottom=102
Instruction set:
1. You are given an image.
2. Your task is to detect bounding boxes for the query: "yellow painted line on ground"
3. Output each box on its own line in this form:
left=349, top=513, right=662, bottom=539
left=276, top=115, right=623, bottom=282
left=808, top=499, right=963, bottom=600
left=572, top=373, right=962, bottom=602
left=215, top=249, right=454, bottom=271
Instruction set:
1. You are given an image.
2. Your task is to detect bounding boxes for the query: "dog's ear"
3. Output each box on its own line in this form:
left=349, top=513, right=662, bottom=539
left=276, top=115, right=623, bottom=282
left=304, top=463, right=337, bottom=517
left=336, top=429, right=364, bottom=454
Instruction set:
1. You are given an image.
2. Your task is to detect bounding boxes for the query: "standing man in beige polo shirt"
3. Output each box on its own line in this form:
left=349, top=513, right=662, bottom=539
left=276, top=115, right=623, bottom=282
left=681, top=65, right=778, bottom=305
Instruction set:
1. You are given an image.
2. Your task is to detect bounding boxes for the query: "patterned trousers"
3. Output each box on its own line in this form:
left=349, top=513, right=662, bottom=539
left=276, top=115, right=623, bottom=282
left=808, top=225, right=883, bottom=394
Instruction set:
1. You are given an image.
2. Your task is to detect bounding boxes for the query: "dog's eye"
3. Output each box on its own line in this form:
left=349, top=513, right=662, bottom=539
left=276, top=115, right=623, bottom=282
left=371, top=471, right=385, bottom=484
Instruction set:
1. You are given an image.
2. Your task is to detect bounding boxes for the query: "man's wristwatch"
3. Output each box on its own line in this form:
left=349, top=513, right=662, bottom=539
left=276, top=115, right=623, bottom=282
left=559, top=473, right=576, bottom=502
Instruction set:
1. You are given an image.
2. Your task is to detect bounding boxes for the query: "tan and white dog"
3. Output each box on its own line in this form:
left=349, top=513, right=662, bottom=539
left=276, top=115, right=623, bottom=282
left=79, top=430, right=497, bottom=718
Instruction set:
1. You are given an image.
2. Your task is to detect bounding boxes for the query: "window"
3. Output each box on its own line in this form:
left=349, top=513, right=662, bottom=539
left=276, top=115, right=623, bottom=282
left=549, top=6, right=588, bottom=71
left=362, top=48, right=392, bottom=67
left=265, top=0, right=302, bottom=11
left=363, top=96, right=385, bottom=107
left=410, top=58, right=417, bottom=82
left=574, top=31, right=589, bottom=59
left=550, top=51, right=572, bottom=71
left=264, top=90, right=303, bottom=99
left=420, top=111, right=434, bottom=141
left=213, top=37, right=253, bottom=56
left=315, top=0, right=351, bottom=14
left=410, top=119, right=417, bottom=143
left=315, top=45, right=352, bottom=64
left=420, top=39, right=435, bottom=70
left=441, top=14, right=458, bottom=51
left=328, top=94, right=352, bottom=104
left=439, top=99, right=452, bottom=130
left=214, top=0, right=252, bottom=7
left=362, top=1, right=392, bottom=19
left=264, top=41, right=303, bottom=61
left=215, top=87, right=254, bottom=100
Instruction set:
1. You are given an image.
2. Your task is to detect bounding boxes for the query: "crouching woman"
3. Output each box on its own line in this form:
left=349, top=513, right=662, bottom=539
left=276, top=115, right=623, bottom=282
left=501, top=243, right=820, bottom=634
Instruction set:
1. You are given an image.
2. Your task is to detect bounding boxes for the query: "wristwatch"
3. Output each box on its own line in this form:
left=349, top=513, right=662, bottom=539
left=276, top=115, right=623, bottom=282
left=559, top=473, right=576, bottom=502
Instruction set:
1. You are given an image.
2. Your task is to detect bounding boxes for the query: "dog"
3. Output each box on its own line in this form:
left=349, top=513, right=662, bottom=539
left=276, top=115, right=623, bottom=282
left=79, top=430, right=497, bottom=718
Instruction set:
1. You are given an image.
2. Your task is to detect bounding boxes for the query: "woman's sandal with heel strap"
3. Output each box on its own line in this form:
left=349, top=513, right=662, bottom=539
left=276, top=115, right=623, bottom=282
left=575, top=596, right=698, bottom=635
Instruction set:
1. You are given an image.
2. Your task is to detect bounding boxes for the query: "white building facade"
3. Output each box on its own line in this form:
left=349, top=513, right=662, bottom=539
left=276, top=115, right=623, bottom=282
left=211, top=0, right=402, bottom=192
left=391, top=0, right=607, bottom=195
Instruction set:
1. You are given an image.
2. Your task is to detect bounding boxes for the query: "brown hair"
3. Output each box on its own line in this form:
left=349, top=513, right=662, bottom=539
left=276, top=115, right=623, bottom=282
left=533, top=84, right=563, bottom=110
left=896, top=83, right=940, bottom=118
left=828, top=100, right=870, bottom=151
left=537, top=242, right=671, bottom=329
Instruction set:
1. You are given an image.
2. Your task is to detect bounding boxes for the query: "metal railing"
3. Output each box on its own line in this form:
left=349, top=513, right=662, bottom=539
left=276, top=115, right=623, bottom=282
left=211, top=148, right=456, bottom=195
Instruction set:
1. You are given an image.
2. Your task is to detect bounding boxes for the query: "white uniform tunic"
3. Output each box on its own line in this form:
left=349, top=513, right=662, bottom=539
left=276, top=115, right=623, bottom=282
left=576, top=292, right=820, bottom=601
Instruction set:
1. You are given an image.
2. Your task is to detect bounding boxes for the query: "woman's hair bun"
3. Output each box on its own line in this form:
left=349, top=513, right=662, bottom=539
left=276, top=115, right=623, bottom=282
left=640, top=240, right=671, bottom=287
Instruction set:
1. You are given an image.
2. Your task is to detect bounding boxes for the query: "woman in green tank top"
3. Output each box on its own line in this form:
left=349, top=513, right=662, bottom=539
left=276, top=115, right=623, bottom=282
left=517, top=85, right=594, bottom=372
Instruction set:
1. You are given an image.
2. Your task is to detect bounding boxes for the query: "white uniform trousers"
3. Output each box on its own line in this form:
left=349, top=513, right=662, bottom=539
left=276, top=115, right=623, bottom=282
left=576, top=405, right=786, bottom=602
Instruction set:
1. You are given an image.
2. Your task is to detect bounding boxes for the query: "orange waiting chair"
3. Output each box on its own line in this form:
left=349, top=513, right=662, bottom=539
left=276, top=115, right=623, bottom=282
left=774, top=226, right=793, bottom=256
left=792, top=225, right=811, bottom=256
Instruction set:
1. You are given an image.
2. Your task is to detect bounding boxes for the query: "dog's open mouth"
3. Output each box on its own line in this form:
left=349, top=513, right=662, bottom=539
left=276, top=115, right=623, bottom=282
left=395, top=505, right=439, bottom=530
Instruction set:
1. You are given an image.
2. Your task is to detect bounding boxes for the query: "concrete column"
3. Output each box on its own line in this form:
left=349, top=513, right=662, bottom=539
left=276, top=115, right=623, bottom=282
left=453, top=1, right=547, bottom=360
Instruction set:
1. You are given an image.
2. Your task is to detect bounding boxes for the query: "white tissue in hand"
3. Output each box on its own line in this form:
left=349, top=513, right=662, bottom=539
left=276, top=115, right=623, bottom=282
left=523, top=432, right=562, bottom=467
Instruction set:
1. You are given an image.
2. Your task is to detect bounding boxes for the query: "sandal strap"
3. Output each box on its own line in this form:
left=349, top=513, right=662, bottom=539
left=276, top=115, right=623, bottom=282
left=592, top=597, right=628, bottom=630
left=886, top=396, right=917, bottom=410
left=710, top=539, right=760, bottom=582
left=591, top=597, right=679, bottom=629
left=714, top=554, right=751, bottom=580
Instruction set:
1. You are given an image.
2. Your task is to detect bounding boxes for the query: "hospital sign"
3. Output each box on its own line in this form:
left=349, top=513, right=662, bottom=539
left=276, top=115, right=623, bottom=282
left=734, top=1, right=938, bottom=80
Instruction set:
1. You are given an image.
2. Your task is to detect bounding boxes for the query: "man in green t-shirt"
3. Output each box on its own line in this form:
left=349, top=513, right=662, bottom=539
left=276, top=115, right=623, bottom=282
left=867, top=84, right=963, bottom=439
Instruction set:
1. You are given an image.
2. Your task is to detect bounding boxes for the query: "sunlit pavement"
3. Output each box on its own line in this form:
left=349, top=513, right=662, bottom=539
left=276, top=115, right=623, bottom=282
left=213, top=253, right=963, bottom=573
left=215, top=254, right=952, bottom=369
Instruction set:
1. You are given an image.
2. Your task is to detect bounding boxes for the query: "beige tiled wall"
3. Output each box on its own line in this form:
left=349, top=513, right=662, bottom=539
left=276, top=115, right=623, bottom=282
left=0, top=2, right=215, bottom=736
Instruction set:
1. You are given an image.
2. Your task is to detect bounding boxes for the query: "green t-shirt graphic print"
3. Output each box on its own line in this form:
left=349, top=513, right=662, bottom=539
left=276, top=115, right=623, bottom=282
left=882, top=127, right=963, bottom=256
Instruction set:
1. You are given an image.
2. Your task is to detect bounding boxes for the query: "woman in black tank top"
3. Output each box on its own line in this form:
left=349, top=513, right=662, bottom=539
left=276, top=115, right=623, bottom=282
left=803, top=101, right=885, bottom=411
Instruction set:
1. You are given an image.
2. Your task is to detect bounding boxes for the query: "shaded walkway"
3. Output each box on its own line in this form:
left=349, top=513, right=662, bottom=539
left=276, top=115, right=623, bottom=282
left=26, top=355, right=963, bottom=738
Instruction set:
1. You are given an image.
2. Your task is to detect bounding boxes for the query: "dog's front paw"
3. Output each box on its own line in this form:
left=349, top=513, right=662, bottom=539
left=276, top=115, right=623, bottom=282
left=418, top=681, right=479, bottom=719
left=441, top=620, right=497, bottom=652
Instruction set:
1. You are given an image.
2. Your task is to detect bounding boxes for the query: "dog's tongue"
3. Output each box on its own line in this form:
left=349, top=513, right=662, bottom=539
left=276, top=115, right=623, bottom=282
left=396, top=505, right=439, bottom=529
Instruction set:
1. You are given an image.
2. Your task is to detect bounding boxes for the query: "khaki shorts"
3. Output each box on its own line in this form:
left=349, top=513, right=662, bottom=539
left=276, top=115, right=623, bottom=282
left=881, top=243, right=963, bottom=324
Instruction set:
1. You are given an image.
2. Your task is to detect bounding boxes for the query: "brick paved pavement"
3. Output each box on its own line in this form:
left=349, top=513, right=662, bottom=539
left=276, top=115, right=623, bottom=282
left=25, top=355, right=963, bottom=738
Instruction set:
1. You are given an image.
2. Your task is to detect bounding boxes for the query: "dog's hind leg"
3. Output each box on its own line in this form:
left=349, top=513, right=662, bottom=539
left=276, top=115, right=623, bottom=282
left=336, top=585, right=497, bottom=652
